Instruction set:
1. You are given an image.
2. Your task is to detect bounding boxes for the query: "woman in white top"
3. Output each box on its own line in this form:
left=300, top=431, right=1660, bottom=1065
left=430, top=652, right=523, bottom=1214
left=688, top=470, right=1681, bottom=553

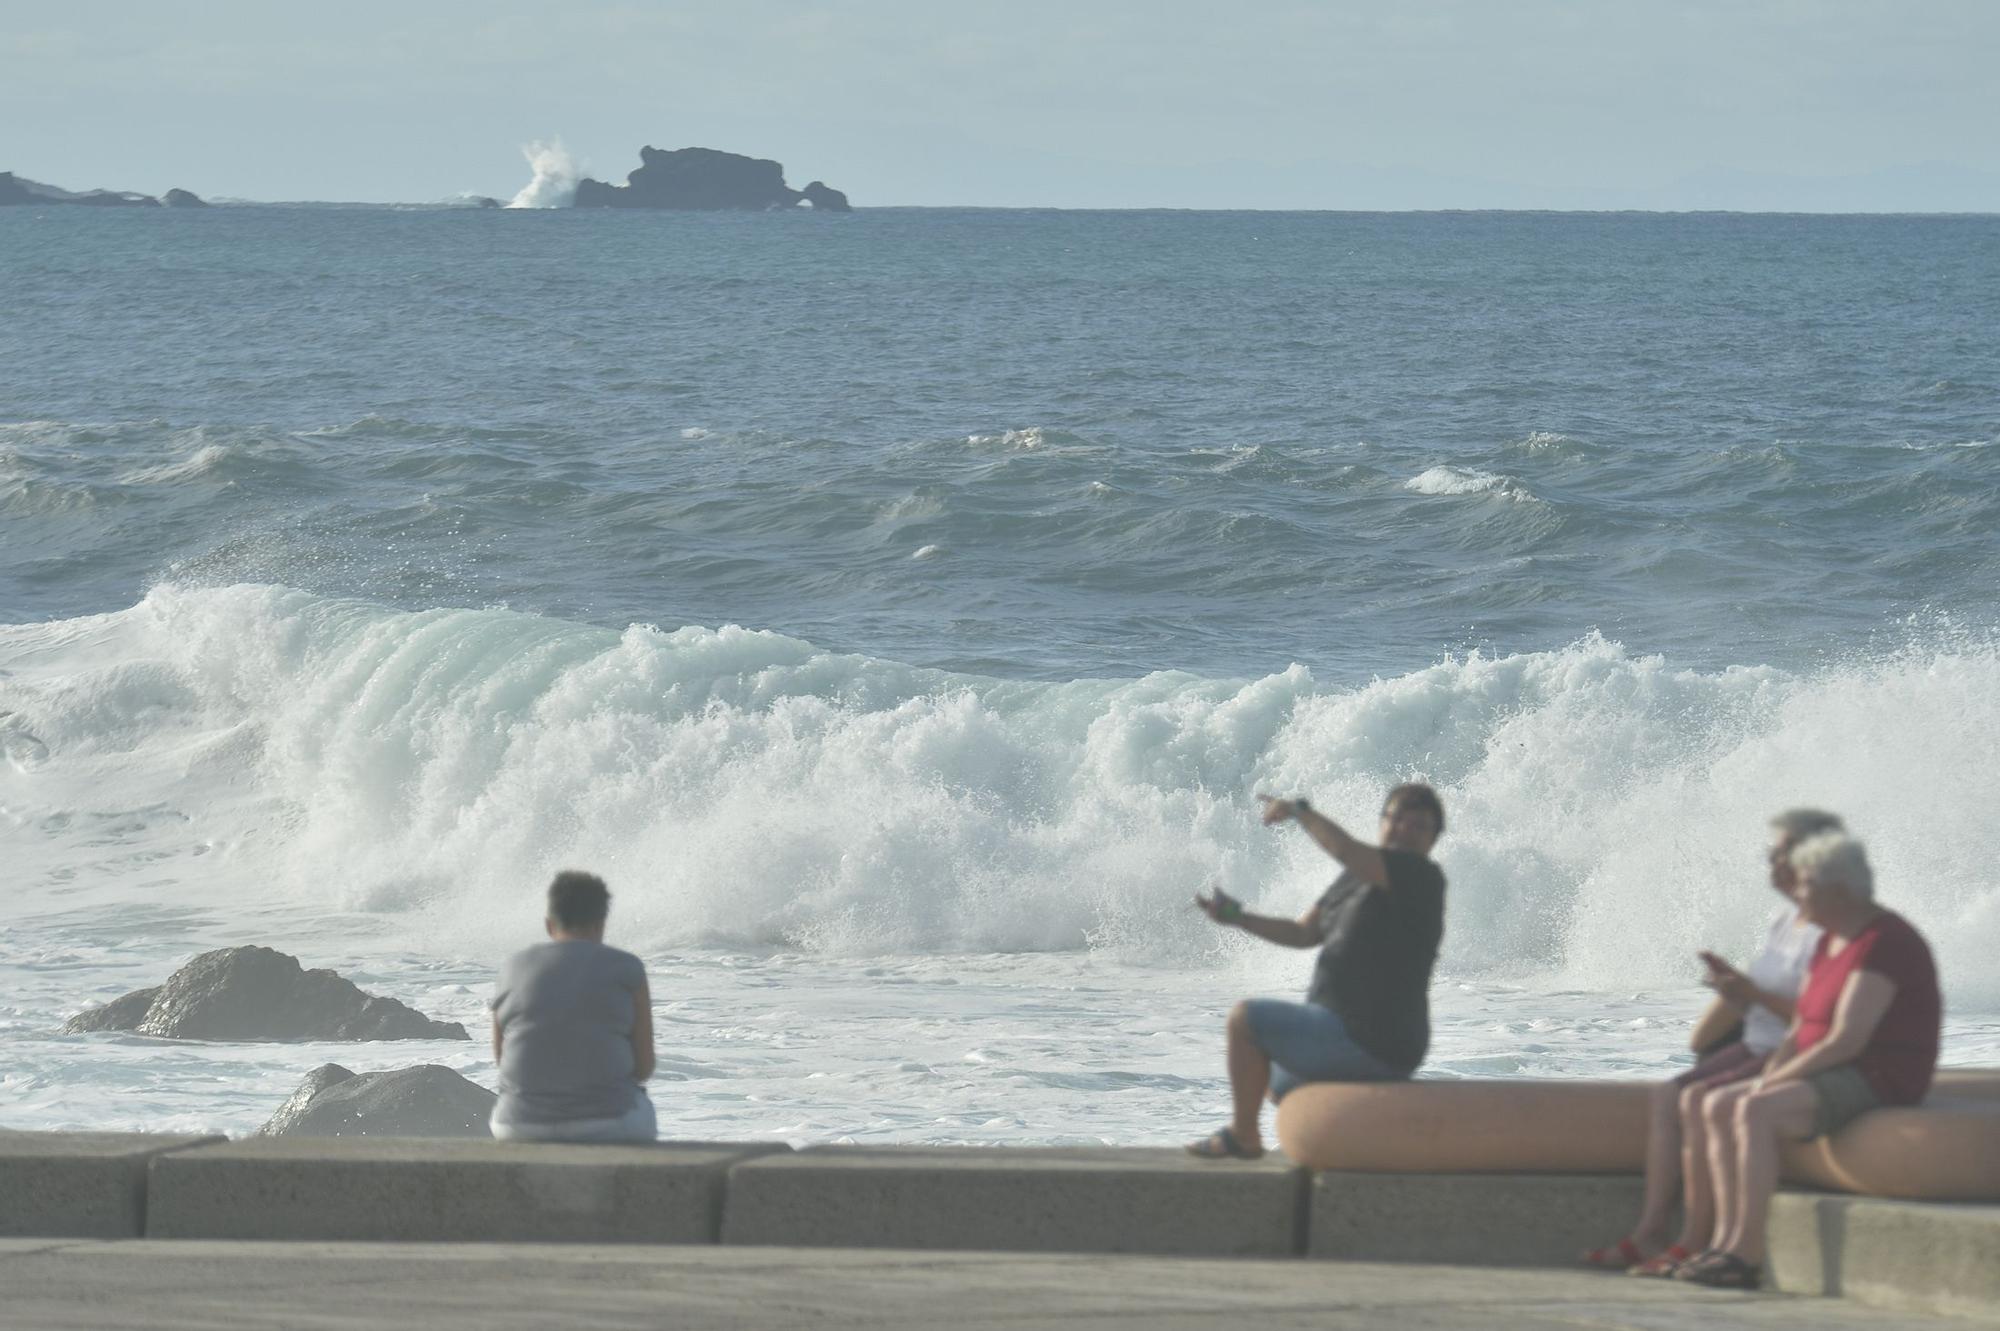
left=1582, top=808, right=1838, bottom=1275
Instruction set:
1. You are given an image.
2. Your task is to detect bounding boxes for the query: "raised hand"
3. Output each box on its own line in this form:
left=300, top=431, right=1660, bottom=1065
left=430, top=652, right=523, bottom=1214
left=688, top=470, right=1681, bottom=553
left=1256, top=793, right=1297, bottom=826
left=1195, top=887, right=1242, bottom=924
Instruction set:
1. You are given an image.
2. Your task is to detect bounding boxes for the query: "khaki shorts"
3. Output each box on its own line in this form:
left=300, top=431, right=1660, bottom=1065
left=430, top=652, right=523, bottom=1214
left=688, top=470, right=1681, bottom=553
left=1804, top=1065, right=1881, bottom=1141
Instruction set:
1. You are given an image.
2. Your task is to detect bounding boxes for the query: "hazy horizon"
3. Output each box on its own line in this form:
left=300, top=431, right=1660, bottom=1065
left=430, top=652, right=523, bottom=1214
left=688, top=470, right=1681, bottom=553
left=4, top=1, right=1999, bottom=211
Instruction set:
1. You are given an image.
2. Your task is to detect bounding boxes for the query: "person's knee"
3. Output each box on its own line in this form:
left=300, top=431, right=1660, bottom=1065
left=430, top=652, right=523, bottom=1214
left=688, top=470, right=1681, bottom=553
left=1736, top=1091, right=1780, bottom=1132
left=1227, top=999, right=1256, bottom=1035
left=1703, top=1090, right=1738, bottom=1129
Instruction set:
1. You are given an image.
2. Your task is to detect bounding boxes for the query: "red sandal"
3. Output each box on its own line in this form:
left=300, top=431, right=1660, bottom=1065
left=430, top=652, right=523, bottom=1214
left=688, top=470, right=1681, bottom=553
left=1627, top=1244, right=1693, bottom=1277
left=1580, top=1237, right=1644, bottom=1270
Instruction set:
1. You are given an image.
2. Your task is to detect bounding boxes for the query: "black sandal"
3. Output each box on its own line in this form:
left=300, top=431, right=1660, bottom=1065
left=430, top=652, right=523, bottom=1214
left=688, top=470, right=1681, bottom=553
left=1676, top=1251, right=1763, bottom=1290
left=1185, top=1125, right=1264, bottom=1160
left=1669, top=1250, right=1724, bottom=1281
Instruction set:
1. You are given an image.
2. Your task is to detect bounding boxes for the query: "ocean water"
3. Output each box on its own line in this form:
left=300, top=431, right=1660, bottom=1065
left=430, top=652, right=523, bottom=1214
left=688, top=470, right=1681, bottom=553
left=2, top=206, right=1998, bottom=1142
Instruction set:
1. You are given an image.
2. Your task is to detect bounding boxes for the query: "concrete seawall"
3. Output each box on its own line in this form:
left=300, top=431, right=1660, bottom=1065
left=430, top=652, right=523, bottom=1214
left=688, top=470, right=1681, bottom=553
left=146, top=1137, right=786, bottom=1243
left=0, top=1130, right=221, bottom=1237
left=722, top=1145, right=1307, bottom=1255
left=1, top=1131, right=1993, bottom=1319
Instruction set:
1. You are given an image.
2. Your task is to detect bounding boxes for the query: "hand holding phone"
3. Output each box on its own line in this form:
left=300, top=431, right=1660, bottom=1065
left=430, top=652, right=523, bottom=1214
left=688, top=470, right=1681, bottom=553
left=1698, top=950, right=1753, bottom=1004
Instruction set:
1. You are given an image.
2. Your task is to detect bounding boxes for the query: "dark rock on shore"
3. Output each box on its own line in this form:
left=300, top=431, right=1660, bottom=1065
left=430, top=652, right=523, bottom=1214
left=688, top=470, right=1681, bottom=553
left=61, top=986, right=160, bottom=1033
left=162, top=188, right=208, bottom=208
left=62, top=946, right=470, bottom=1042
left=259, top=1063, right=497, bottom=1138
left=0, top=171, right=163, bottom=207
left=572, top=145, right=851, bottom=211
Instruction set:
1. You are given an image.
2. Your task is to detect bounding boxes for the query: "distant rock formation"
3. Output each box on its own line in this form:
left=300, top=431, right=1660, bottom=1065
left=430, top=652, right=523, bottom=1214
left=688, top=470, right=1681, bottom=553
left=63, top=946, right=470, bottom=1041
left=162, top=188, right=209, bottom=208
left=800, top=180, right=852, bottom=213
left=0, top=172, right=163, bottom=207
left=572, top=146, right=851, bottom=211
left=259, top=1063, right=497, bottom=1138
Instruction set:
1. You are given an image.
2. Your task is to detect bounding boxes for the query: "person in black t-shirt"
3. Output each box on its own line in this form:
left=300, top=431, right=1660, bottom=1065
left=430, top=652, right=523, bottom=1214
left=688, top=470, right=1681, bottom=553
left=1187, top=783, right=1447, bottom=1160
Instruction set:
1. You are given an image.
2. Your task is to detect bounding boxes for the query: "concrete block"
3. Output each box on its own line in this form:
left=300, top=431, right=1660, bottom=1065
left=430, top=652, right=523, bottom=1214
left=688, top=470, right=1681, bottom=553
left=1767, top=1191, right=2000, bottom=1320
left=1306, top=1171, right=1650, bottom=1266
left=721, top=1146, right=1307, bottom=1256
left=0, top=1130, right=221, bottom=1238
left=146, top=1137, right=786, bottom=1243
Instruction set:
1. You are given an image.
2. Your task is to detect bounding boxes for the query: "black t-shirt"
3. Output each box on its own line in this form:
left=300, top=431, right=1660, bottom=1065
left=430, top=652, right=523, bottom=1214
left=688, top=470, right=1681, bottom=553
left=1305, top=849, right=1447, bottom=1073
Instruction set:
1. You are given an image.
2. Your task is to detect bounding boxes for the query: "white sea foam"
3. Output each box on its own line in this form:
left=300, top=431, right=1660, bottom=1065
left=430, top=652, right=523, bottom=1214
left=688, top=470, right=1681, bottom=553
left=967, top=427, right=1048, bottom=450
left=7, top=586, right=1999, bottom=1138
left=118, top=444, right=232, bottom=486
left=1404, top=464, right=1534, bottom=500
left=507, top=139, right=581, bottom=209
left=4, top=585, right=1995, bottom=1002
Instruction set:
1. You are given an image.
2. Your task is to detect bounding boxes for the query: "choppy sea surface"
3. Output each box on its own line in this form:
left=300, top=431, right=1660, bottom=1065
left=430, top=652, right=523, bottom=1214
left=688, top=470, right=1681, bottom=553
left=3, top=206, right=1997, bottom=1142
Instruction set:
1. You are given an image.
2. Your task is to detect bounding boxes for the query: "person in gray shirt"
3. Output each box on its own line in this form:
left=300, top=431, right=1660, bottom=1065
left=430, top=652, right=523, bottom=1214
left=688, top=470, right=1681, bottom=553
left=490, top=870, right=657, bottom=1142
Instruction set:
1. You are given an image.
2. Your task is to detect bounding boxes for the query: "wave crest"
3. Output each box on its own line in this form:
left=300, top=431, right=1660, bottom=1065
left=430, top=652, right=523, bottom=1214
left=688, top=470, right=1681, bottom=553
left=1404, top=465, right=1536, bottom=501
left=3, top=587, right=1996, bottom=1006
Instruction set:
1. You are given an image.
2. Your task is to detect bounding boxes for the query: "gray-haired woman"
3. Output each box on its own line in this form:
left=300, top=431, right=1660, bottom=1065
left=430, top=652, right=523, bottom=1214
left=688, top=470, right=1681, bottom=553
left=1587, top=809, right=1839, bottom=1275
left=1675, top=832, right=1942, bottom=1290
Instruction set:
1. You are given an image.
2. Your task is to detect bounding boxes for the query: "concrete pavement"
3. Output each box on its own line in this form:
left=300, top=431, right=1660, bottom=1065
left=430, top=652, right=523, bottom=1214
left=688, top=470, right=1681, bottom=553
left=1, top=1239, right=1988, bottom=1331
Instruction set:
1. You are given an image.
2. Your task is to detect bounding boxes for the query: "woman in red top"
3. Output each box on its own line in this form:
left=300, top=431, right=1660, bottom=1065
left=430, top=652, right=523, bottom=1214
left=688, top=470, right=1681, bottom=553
left=1676, top=832, right=1942, bottom=1290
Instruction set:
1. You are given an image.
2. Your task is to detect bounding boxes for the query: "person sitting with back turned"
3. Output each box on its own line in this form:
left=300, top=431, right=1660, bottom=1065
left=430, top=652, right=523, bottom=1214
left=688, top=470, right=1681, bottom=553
left=1674, top=832, right=1942, bottom=1290
left=490, top=870, right=658, bottom=1143
left=1186, top=783, right=1447, bottom=1160
left=1586, top=808, right=1839, bottom=1276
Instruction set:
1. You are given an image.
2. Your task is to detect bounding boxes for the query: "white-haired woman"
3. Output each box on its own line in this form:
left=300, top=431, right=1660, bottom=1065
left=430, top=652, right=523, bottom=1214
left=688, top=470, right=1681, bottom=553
left=1675, top=832, right=1942, bottom=1290
left=1586, top=809, right=1838, bottom=1275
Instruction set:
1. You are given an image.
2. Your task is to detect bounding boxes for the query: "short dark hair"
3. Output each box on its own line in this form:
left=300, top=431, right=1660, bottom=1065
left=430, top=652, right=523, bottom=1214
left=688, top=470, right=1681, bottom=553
left=1383, top=782, right=1445, bottom=837
left=547, top=870, right=611, bottom=930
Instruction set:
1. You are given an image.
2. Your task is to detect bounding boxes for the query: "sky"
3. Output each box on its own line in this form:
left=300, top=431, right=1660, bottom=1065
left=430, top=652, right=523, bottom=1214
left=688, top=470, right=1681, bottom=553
left=3, top=0, right=1998, bottom=210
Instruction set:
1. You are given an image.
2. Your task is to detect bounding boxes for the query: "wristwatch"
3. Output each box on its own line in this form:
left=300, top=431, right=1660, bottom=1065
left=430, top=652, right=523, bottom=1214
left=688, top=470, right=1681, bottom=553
left=1294, top=797, right=1311, bottom=817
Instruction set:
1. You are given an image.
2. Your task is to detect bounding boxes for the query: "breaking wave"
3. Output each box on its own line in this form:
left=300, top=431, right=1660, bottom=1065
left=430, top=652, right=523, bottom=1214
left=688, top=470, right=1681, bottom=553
left=3, top=585, right=1996, bottom=1007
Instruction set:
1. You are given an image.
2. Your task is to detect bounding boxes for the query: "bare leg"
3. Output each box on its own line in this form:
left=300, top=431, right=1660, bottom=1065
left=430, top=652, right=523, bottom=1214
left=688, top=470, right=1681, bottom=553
left=1627, top=1078, right=1685, bottom=1248
left=1674, top=1082, right=1720, bottom=1251
left=1702, top=1083, right=1753, bottom=1253
left=1226, top=1000, right=1270, bottom=1151
left=1722, top=1082, right=1817, bottom=1264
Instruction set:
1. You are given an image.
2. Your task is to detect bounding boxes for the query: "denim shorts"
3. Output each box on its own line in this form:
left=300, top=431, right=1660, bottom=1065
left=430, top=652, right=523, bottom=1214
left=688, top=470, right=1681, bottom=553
left=1804, top=1065, right=1882, bottom=1141
left=1243, top=999, right=1405, bottom=1102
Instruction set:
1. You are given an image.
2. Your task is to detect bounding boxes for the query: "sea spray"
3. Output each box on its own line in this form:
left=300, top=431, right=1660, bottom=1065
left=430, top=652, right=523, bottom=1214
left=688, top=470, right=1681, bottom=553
left=507, top=139, right=581, bottom=208
left=4, top=584, right=1996, bottom=1008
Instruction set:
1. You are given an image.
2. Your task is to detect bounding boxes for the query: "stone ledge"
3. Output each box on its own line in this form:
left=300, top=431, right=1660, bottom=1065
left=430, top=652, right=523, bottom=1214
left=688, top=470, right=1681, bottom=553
left=721, top=1145, right=1307, bottom=1256
left=0, top=1130, right=221, bottom=1238
left=1305, top=1171, right=1649, bottom=1266
left=145, top=1137, right=787, bottom=1243
left=1766, top=1191, right=2000, bottom=1320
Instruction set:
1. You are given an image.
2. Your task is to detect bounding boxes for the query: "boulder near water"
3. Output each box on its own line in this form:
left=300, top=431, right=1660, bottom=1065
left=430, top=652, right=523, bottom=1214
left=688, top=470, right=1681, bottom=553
left=62, top=946, right=470, bottom=1041
left=258, top=1063, right=498, bottom=1138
